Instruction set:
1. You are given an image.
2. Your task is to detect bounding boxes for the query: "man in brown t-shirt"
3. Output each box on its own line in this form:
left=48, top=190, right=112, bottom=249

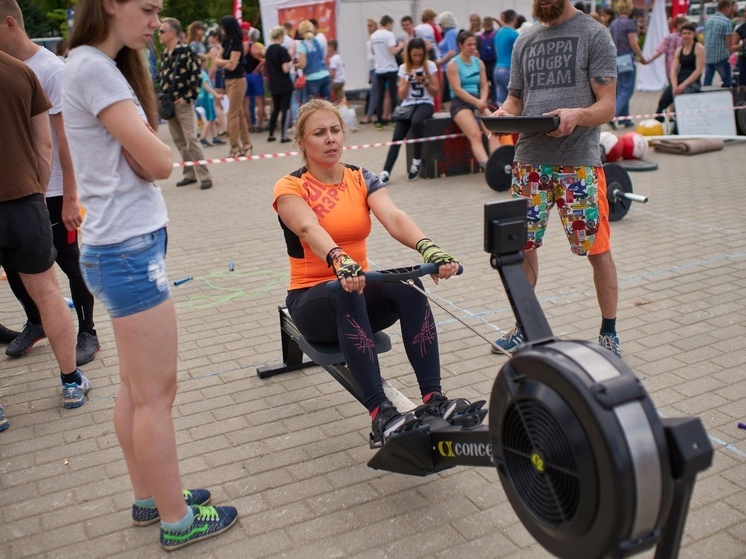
left=0, top=50, right=91, bottom=431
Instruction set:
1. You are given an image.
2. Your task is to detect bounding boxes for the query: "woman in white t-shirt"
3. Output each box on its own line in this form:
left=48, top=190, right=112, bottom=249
left=379, top=38, right=439, bottom=185
left=61, top=0, right=237, bottom=550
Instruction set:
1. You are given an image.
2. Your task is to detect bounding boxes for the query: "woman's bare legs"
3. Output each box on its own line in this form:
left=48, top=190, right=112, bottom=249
left=454, top=109, right=489, bottom=164
left=112, top=298, right=187, bottom=523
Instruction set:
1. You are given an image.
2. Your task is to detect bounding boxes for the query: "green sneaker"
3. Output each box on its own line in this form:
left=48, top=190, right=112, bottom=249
left=132, top=488, right=212, bottom=526
left=160, top=505, right=238, bottom=551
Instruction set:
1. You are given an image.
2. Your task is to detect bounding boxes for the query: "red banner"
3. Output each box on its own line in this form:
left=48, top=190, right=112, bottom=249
left=277, top=1, right=336, bottom=41
left=234, top=0, right=243, bottom=22
left=671, top=0, right=690, bottom=20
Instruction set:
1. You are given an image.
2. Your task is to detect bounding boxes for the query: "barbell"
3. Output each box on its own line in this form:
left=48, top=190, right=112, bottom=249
left=484, top=145, right=649, bottom=222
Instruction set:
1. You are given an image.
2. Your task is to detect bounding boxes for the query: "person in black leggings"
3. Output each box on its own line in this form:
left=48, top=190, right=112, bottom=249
left=273, top=99, right=472, bottom=446
left=379, top=39, right=439, bottom=185
left=4, top=196, right=98, bottom=365
left=264, top=26, right=294, bottom=142
left=655, top=23, right=705, bottom=121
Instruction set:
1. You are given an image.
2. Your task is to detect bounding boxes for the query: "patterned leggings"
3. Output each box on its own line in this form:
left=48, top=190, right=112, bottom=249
left=287, top=279, right=441, bottom=412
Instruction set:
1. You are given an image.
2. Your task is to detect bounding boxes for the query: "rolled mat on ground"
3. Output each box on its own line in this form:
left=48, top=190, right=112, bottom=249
left=652, top=138, right=725, bottom=155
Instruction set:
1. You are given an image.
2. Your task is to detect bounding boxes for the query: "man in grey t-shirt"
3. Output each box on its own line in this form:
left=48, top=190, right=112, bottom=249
left=491, top=0, right=622, bottom=358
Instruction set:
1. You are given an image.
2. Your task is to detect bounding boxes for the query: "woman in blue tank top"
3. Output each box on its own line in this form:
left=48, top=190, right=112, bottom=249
left=446, top=31, right=500, bottom=169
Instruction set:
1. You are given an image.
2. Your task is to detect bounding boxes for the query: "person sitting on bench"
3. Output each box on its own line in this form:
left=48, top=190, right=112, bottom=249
left=654, top=23, right=705, bottom=122
left=379, top=38, right=439, bottom=186
left=273, top=98, right=468, bottom=446
left=446, top=30, right=501, bottom=170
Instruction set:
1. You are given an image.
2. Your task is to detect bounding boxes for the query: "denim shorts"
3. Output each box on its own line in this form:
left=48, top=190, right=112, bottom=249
left=80, top=228, right=171, bottom=319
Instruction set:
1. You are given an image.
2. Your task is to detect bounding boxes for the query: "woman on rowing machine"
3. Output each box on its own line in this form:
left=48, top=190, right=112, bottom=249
left=273, top=98, right=470, bottom=446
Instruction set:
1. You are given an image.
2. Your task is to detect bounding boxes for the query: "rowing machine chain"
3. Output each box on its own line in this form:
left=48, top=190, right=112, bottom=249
left=401, top=279, right=513, bottom=357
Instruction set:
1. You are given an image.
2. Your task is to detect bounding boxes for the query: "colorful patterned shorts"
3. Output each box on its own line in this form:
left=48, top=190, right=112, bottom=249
left=511, top=163, right=611, bottom=256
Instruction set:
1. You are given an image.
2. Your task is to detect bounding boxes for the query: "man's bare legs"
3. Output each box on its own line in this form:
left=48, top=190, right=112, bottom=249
left=19, top=268, right=76, bottom=373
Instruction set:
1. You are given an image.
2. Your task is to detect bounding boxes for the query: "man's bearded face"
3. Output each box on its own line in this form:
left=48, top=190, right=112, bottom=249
left=533, top=0, right=565, bottom=23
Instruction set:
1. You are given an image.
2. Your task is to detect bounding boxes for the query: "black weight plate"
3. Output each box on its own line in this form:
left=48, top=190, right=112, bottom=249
left=486, top=145, right=515, bottom=192
left=617, top=159, right=659, bottom=172
left=603, top=163, right=633, bottom=222
left=736, top=101, right=746, bottom=136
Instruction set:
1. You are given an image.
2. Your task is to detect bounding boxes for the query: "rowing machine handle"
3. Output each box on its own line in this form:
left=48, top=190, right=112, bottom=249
left=326, top=263, right=463, bottom=292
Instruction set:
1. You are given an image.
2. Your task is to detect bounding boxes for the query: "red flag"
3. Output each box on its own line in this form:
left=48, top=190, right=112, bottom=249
left=671, top=0, right=690, bottom=20
left=234, top=0, right=242, bottom=22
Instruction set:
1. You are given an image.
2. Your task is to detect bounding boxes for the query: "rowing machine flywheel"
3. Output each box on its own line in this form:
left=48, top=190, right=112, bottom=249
left=489, top=340, right=673, bottom=559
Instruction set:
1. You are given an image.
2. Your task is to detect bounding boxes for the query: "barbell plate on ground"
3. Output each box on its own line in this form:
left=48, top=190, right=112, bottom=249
left=486, top=145, right=515, bottom=192
left=617, top=159, right=659, bottom=172
left=603, top=162, right=634, bottom=222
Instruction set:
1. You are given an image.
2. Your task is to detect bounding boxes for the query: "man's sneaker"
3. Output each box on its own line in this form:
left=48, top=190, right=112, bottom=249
left=422, top=392, right=472, bottom=422
left=160, top=505, right=239, bottom=551
left=76, top=332, right=100, bottom=366
left=5, top=321, right=45, bottom=357
left=599, top=333, right=621, bottom=358
left=408, top=161, right=422, bottom=181
left=0, top=404, right=9, bottom=432
left=491, top=326, right=524, bottom=355
left=0, top=324, right=20, bottom=345
left=62, top=370, right=91, bottom=409
left=371, top=400, right=413, bottom=446
left=133, top=489, right=212, bottom=526
left=379, top=171, right=390, bottom=186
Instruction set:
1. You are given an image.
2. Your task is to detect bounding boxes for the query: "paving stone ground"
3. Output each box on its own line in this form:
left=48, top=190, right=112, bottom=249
left=1, top=91, right=745, bottom=559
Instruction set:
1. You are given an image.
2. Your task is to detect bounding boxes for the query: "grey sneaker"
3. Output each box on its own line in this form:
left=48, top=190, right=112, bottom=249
left=133, top=489, right=212, bottom=526
left=379, top=171, right=390, bottom=186
left=5, top=321, right=45, bottom=357
left=598, top=333, right=621, bottom=358
left=0, top=404, right=9, bottom=432
left=76, top=332, right=100, bottom=366
left=159, top=505, right=239, bottom=551
left=491, top=326, right=524, bottom=354
left=62, top=370, right=91, bottom=409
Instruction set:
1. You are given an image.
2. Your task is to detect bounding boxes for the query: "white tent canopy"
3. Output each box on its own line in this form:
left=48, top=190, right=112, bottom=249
left=259, top=0, right=535, bottom=91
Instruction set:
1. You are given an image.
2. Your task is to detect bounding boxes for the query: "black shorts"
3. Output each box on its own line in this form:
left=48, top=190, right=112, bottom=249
left=449, top=96, right=478, bottom=119
left=0, top=193, right=57, bottom=274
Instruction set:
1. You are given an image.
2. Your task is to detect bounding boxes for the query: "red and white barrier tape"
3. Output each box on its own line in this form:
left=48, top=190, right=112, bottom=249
left=176, top=132, right=466, bottom=168
left=610, top=104, right=746, bottom=123
left=176, top=104, right=746, bottom=168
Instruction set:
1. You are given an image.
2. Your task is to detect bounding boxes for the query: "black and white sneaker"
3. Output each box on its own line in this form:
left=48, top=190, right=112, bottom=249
left=421, top=392, right=472, bottom=422
left=371, top=400, right=412, bottom=446
left=379, top=171, right=390, bottom=186
left=408, top=161, right=422, bottom=181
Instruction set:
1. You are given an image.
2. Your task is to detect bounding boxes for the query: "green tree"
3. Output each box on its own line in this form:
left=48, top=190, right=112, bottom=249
left=19, top=0, right=53, bottom=37
left=46, top=7, right=69, bottom=37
